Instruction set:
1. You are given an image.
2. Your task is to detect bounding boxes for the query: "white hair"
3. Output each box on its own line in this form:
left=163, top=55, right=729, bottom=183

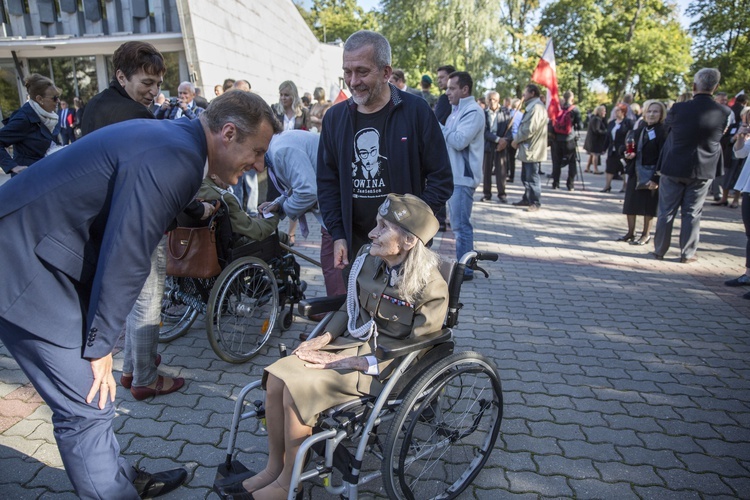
left=393, top=231, right=441, bottom=304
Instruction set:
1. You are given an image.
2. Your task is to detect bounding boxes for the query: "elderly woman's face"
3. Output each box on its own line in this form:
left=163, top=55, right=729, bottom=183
left=368, top=216, right=406, bottom=262
left=615, top=108, right=625, bottom=120
left=37, top=87, right=60, bottom=113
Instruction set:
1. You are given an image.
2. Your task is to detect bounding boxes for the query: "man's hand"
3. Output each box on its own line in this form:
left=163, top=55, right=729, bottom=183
left=333, top=239, right=349, bottom=269
left=496, top=139, right=508, bottom=152
left=10, top=165, right=28, bottom=174
left=624, top=152, right=636, bottom=160
left=160, top=100, right=170, bottom=110
left=645, top=180, right=659, bottom=190
left=511, top=140, right=519, bottom=149
left=258, top=201, right=280, bottom=214
left=85, top=353, right=116, bottom=410
left=179, top=99, right=188, bottom=111
left=293, top=332, right=332, bottom=355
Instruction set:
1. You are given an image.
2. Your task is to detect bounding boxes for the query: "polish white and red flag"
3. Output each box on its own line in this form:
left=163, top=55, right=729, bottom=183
left=531, top=38, right=561, bottom=122
left=728, top=90, right=744, bottom=107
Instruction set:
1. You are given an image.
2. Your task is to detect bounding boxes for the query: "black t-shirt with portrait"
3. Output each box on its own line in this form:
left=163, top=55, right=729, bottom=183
left=351, top=104, right=391, bottom=249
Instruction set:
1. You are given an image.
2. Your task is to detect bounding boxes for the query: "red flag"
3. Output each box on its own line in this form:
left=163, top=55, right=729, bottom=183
left=728, top=90, right=744, bottom=108
left=531, top=38, right=561, bottom=122
left=333, top=89, right=350, bottom=104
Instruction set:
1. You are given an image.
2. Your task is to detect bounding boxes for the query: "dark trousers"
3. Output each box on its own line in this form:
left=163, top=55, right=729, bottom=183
left=551, top=139, right=578, bottom=189
left=654, top=175, right=711, bottom=259
left=0, top=317, right=139, bottom=499
left=507, top=145, right=517, bottom=181
left=743, top=192, right=750, bottom=269
left=482, top=149, right=507, bottom=199
left=60, top=127, right=75, bottom=145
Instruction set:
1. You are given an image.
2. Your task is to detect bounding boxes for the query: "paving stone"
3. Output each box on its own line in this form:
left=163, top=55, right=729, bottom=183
left=617, top=446, right=682, bottom=468
left=570, top=479, right=638, bottom=499
left=534, top=455, right=599, bottom=479
left=506, top=471, right=573, bottom=497
left=656, top=469, right=735, bottom=496
left=677, top=453, right=748, bottom=476
left=595, top=461, right=663, bottom=485
left=558, top=440, right=620, bottom=461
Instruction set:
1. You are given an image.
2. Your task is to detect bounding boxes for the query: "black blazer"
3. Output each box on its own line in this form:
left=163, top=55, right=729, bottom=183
left=80, top=79, right=155, bottom=136
left=658, top=94, right=731, bottom=179
left=605, top=118, right=633, bottom=157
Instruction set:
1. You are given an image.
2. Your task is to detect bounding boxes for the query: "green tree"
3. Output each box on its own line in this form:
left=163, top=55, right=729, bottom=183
left=539, top=0, right=692, bottom=104
left=687, top=0, right=750, bottom=93
left=379, top=0, right=498, bottom=93
left=294, top=0, right=378, bottom=44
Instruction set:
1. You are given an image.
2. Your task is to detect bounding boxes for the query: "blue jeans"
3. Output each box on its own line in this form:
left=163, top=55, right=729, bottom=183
left=521, top=161, right=541, bottom=206
left=122, top=236, right=166, bottom=387
left=447, top=185, right=476, bottom=276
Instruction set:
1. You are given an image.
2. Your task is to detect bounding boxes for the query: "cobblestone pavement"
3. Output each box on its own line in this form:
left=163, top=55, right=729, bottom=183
left=1, top=156, right=749, bottom=499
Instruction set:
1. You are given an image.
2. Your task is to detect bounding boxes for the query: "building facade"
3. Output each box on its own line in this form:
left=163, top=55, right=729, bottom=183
left=0, top=0, right=343, bottom=118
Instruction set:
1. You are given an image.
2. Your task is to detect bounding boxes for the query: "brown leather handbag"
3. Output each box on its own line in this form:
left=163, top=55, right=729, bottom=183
left=166, top=215, right=222, bottom=279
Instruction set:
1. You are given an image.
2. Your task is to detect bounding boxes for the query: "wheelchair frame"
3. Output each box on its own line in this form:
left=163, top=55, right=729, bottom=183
left=213, top=251, right=503, bottom=499
left=160, top=231, right=307, bottom=363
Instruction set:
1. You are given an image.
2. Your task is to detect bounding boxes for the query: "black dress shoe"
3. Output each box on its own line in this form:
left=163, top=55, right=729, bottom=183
left=616, top=234, right=635, bottom=242
left=725, top=275, right=750, bottom=287
left=512, top=200, right=530, bottom=206
left=134, top=468, right=187, bottom=498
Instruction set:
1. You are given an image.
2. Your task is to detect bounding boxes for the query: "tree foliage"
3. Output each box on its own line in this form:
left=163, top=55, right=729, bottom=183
left=539, top=0, right=691, bottom=104
left=379, top=0, right=498, bottom=92
left=687, top=0, right=750, bottom=93
left=294, top=0, right=378, bottom=44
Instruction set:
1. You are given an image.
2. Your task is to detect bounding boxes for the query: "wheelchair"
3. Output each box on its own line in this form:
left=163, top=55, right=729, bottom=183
left=213, top=250, right=503, bottom=499
left=159, top=204, right=306, bottom=364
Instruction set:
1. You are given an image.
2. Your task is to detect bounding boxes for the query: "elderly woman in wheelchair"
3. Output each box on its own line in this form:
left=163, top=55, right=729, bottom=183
left=225, top=194, right=448, bottom=499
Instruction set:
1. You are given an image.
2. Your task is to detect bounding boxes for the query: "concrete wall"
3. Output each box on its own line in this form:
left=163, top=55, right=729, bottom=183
left=178, top=0, right=343, bottom=104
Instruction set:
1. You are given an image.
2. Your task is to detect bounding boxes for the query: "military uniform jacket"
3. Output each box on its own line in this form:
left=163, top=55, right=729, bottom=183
left=265, top=250, right=448, bottom=425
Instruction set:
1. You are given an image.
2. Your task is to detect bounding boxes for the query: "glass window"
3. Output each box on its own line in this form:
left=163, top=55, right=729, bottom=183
left=24, top=56, right=99, bottom=104
left=0, top=62, right=22, bottom=120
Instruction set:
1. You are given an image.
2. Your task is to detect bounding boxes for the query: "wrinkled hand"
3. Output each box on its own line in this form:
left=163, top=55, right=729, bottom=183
left=296, top=350, right=367, bottom=371
left=293, top=332, right=332, bottom=355
left=333, top=239, right=349, bottom=269
left=85, top=354, right=116, bottom=410
left=511, top=140, right=519, bottom=149
left=646, top=180, right=658, bottom=190
left=496, top=139, right=508, bottom=152
left=624, top=152, right=635, bottom=160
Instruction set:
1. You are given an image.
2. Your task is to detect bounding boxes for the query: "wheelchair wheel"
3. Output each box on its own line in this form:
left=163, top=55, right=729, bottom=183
left=207, top=257, right=279, bottom=363
left=279, top=308, right=293, bottom=331
left=160, top=276, right=199, bottom=342
left=382, top=351, right=503, bottom=500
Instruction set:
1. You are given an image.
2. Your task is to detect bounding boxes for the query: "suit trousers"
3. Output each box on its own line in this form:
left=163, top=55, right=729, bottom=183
left=482, top=149, right=507, bottom=199
left=654, top=175, right=711, bottom=259
left=122, top=235, right=166, bottom=386
left=0, top=317, right=139, bottom=499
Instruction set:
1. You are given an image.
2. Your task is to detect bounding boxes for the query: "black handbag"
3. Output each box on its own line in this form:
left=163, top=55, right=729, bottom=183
left=634, top=129, right=656, bottom=190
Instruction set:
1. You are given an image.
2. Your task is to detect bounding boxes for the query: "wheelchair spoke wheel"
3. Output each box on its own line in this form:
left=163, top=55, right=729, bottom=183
left=160, top=276, right=199, bottom=342
left=207, top=257, right=279, bottom=363
left=382, top=351, right=503, bottom=500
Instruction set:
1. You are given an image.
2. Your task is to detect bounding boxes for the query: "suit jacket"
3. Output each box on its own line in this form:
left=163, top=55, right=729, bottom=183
left=605, top=118, right=633, bottom=156
left=80, top=79, right=155, bottom=136
left=274, top=106, right=310, bottom=130
left=658, top=94, right=731, bottom=179
left=0, top=118, right=206, bottom=358
left=484, top=106, right=513, bottom=153
left=0, top=102, right=61, bottom=173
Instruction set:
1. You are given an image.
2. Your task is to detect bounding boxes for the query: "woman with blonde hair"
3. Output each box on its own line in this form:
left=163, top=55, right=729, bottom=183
left=274, top=80, right=311, bottom=131
left=0, top=74, right=62, bottom=177
left=618, top=100, right=667, bottom=244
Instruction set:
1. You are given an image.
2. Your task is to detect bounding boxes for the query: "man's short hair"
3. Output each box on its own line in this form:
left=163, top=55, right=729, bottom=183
left=233, top=80, right=251, bottom=92
left=736, top=94, right=748, bottom=105
left=178, top=81, right=195, bottom=93
left=486, top=90, right=499, bottom=100
left=525, top=84, right=541, bottom=98
left=562, top=90, right=574, bottom=104
left=694, top=68, right=721, bottom=93
left=223, top=78, right=236, bottom=92
left=448, top=71, right=473, bottom=94
left=437, top=65, right=456, bottom=75
left=715, top=92, right=728, bottom=98
left=391, top=69, right=406, bottom=82
left=113, top=41, right=165, bottom=79
left=344, top=30, right=391, bottom=69
left=204, top=91, right=281, bottom=142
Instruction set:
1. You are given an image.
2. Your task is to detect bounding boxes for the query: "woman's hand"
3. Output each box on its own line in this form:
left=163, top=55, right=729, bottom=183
left=646, top=180, right=659, bottom=190
left=296, top=350, right=368, bottom=371
left=292, top=332, right=332, bottom=355
left=624, top=152, right=635, bottom=160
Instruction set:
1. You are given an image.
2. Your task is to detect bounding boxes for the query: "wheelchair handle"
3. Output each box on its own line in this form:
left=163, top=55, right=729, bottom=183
left=474, top=251, right=499, bottom=263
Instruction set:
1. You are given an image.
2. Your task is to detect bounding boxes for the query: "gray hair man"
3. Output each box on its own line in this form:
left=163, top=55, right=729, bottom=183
left=316, top=30, right=453, bottom=280
left=653, top=68, right=730, bottom=262
left=156, top=80, right=204, bottom=120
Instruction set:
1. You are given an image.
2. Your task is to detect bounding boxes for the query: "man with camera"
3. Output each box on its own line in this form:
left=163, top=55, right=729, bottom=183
left=156, top=81, right=204, bottom=120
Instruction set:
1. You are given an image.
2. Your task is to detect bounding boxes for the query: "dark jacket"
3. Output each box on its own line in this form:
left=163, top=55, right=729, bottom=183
left=155, top=101, right=204, bottom=120
left=0, top=118, right=206, bottom=357
left=317, top=84, right=453, bottom=253
left=658, top=94, right=731, bottom=179
left=80, top=79, right=155, bottom=136
left=605, top=118, right=634, bottom=157
left=484, top=106, right=513, bottom=153
left=623, top=122, right=667, bottom=179
left=583, top=114, right=608, bottom=154
left=553, top=104, right=582, bottom=141
left=434, top=93, right=451, bottom=125
left=0, top=102, right=61, bottom=174
left=274, top=106, right=311, bottom=131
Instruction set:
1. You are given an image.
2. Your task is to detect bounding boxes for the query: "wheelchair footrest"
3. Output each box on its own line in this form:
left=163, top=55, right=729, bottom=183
left=213, top=460, right=254, bottom=499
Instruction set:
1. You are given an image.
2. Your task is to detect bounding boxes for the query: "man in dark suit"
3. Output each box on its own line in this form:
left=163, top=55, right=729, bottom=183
left=58, top=100, right=75, bottom=144
left=0, top=90, right=279, bottom=498
left=653, top=68, right=731, bottom=262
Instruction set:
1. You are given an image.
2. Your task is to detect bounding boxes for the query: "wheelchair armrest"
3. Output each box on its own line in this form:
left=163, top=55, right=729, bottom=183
left=375, top=329, right=453, bottom=360
left=298, top=295, right=346, bottom=317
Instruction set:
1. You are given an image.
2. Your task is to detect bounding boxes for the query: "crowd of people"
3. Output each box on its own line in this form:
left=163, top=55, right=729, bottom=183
left=0, top=29, right=749, bottom=500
